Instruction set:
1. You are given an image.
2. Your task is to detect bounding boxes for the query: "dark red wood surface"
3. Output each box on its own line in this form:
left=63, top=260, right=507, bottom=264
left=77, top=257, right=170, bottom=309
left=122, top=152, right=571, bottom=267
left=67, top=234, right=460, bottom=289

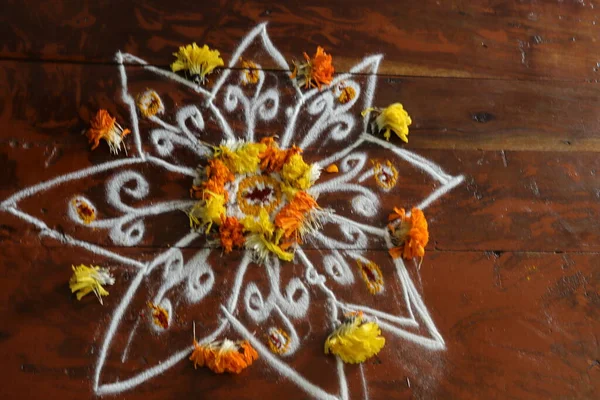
left=1, top=1, right=599, bottom=399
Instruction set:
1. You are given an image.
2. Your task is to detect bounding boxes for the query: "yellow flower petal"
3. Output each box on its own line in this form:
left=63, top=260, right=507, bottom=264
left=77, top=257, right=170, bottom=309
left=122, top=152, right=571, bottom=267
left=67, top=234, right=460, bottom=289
left=324, top=313, right=385, bottom=364
left=171, top=43, right=224, bottom=84
left=364, top=103, right=412, bottom=143
left=69, top=264, right=114, bottom=304
left=216, top=141, right=267, bottom=175
left=281, top=153, right=321, bottom=190
left=188, top=191, right=226, bottom=233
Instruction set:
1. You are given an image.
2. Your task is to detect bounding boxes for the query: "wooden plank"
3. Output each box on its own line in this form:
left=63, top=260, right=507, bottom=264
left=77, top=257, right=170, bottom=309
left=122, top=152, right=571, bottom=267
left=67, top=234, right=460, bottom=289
left=1, top=245, right=598, bottom=399
left=2, top=62, right=600, bottom=152
left=1, top=1, right=600, bottom=80
left=2, top=143, right=600, bottom=253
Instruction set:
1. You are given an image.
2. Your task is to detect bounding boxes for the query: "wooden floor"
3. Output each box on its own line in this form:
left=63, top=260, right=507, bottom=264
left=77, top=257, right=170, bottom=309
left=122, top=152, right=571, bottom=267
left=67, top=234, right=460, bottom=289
left=1, top=1, right=599, bottom=399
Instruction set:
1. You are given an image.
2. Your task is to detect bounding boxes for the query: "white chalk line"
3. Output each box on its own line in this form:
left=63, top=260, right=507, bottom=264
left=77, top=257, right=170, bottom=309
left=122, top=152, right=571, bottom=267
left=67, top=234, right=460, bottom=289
left=361, top=134, right=453, bottom=184
left=146, top=155, right=197, bottom=176
left=0, top=157, right=143, bottom=209
left=1, top=23, right=464, bottom=397
left=95, top=243, right=229, bottom=394
left=121, top=316, right=141, bottom=363
left=360, top=363, right=370, bottom=400
left=280, top=55, right=382, bottom=149
left=117, top=51, right=145, bottom=159
left=6, top=207, right=146, bottom=269
left=222, top=306, right=340, bottom=400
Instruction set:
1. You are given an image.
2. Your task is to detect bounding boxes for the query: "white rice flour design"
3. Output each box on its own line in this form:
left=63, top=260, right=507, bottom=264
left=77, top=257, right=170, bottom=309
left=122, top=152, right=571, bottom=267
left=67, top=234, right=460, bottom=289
left=1, top=24, right=463, bottom=399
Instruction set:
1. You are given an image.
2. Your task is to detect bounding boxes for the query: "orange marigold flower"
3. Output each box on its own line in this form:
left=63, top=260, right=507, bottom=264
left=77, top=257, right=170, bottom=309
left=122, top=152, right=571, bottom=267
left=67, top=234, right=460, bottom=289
left=219, top=216, right=246, bottom=253
left=86, top=109, right=131, bottom=154
left=206, top=159, right=235, bottom=186
left=291, top=46, right=335, bottom=90
left=275, top=191, right=319, bottom=242
left=388, top=207, right=429, bottom=261
left=258, top=137, right=302, bottom=173
left=191, top=159, right=235, bottom=201
left=148, top=302, right=169, bottom=329
left=189, top=339, right=259, bottom=374
left=204, top=178, right=230, bottom=202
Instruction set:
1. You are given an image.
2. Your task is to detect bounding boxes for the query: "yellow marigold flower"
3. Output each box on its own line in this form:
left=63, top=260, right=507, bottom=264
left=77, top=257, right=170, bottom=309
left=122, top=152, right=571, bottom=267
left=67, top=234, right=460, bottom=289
left=69, top=264, right=115, bottom=305
left=148, top=302, right=169, bottom=329
left=338, top=86, right=356, bottom=104
left=215, top=141, right=267, bottom=175
left=243, top=209, right=294, bottom=262
left=388, top=207, right=429, bottom=261
left=188, top=191, right=226, bottom=233
left=324, top=312, right=385, bottom=364
left=86, top=109, right=131, bottom=154
left=362, top=103, right=412, bottom=142
left=171, top=43, right=224, bottom=84
left=281, top=153, right=321, bottom=190
left=240, top=58, right=260, bottom=85
left=190, top=339, right=259, bottom=374
left=291, top=46, right=335, bottom=90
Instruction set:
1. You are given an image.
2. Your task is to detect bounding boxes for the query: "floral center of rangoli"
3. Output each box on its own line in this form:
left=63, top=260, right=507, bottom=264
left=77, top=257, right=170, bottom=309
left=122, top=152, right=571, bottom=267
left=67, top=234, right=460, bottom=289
left=188, top=137, right=325, bottom=263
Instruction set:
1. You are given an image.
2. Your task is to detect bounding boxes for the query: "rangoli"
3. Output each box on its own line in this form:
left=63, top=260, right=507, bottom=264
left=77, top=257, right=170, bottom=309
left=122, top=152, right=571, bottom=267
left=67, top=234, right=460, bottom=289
left=0, top=23, right=464, bottom=399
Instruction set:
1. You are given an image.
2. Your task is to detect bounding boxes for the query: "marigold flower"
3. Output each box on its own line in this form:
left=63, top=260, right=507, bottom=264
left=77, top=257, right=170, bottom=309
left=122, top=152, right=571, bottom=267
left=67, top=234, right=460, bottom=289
left=215, top=141, right=267, bottom=175
left=191, top=159, right=235, bottom=202
left=240, top=58, right=260, bottom=85
left=188, top=192, right=226, bottom=233
left=188, top=138, right=327, bottom=263
left=171, top=43, right=224, bottom=84
left=324, top=312, right=385, bottom=364
left=338, top=86, right=356, bottom=104
left=86, top=109, right=131, bottom=154
left=190, top=339, right=259, bottom=374
left=291, top=46, right=335, bottom=90
left=243, top=209, right=294, bottom=262
left=275, top=191, right=319, bottom=242
left=362, top=103, right=412, bottom=142
left=281, top=153, right=321, bottom=190
left=136, top=89, right=164, bottom=117
left=219, top=216, right=246, bottom=253
left=69, top=264, right=115, bottom=305
left=258, top=137, right=302, bottom=173
left=148, top=302, right=169, bottom=329
left=388, top=207, right=429, bottom=261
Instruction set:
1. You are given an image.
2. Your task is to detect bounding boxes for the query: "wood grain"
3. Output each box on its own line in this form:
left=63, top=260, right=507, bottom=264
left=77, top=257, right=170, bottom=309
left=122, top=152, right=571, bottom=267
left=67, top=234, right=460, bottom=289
left=1, top=1, right=600, bottom=399
left=2, top=144, right=600, bottom=254
left=2, top=0, right=600, bottom=80
left=1, top=245, right=598, bottom=399
left=2, top=62, right=600, bottom=152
